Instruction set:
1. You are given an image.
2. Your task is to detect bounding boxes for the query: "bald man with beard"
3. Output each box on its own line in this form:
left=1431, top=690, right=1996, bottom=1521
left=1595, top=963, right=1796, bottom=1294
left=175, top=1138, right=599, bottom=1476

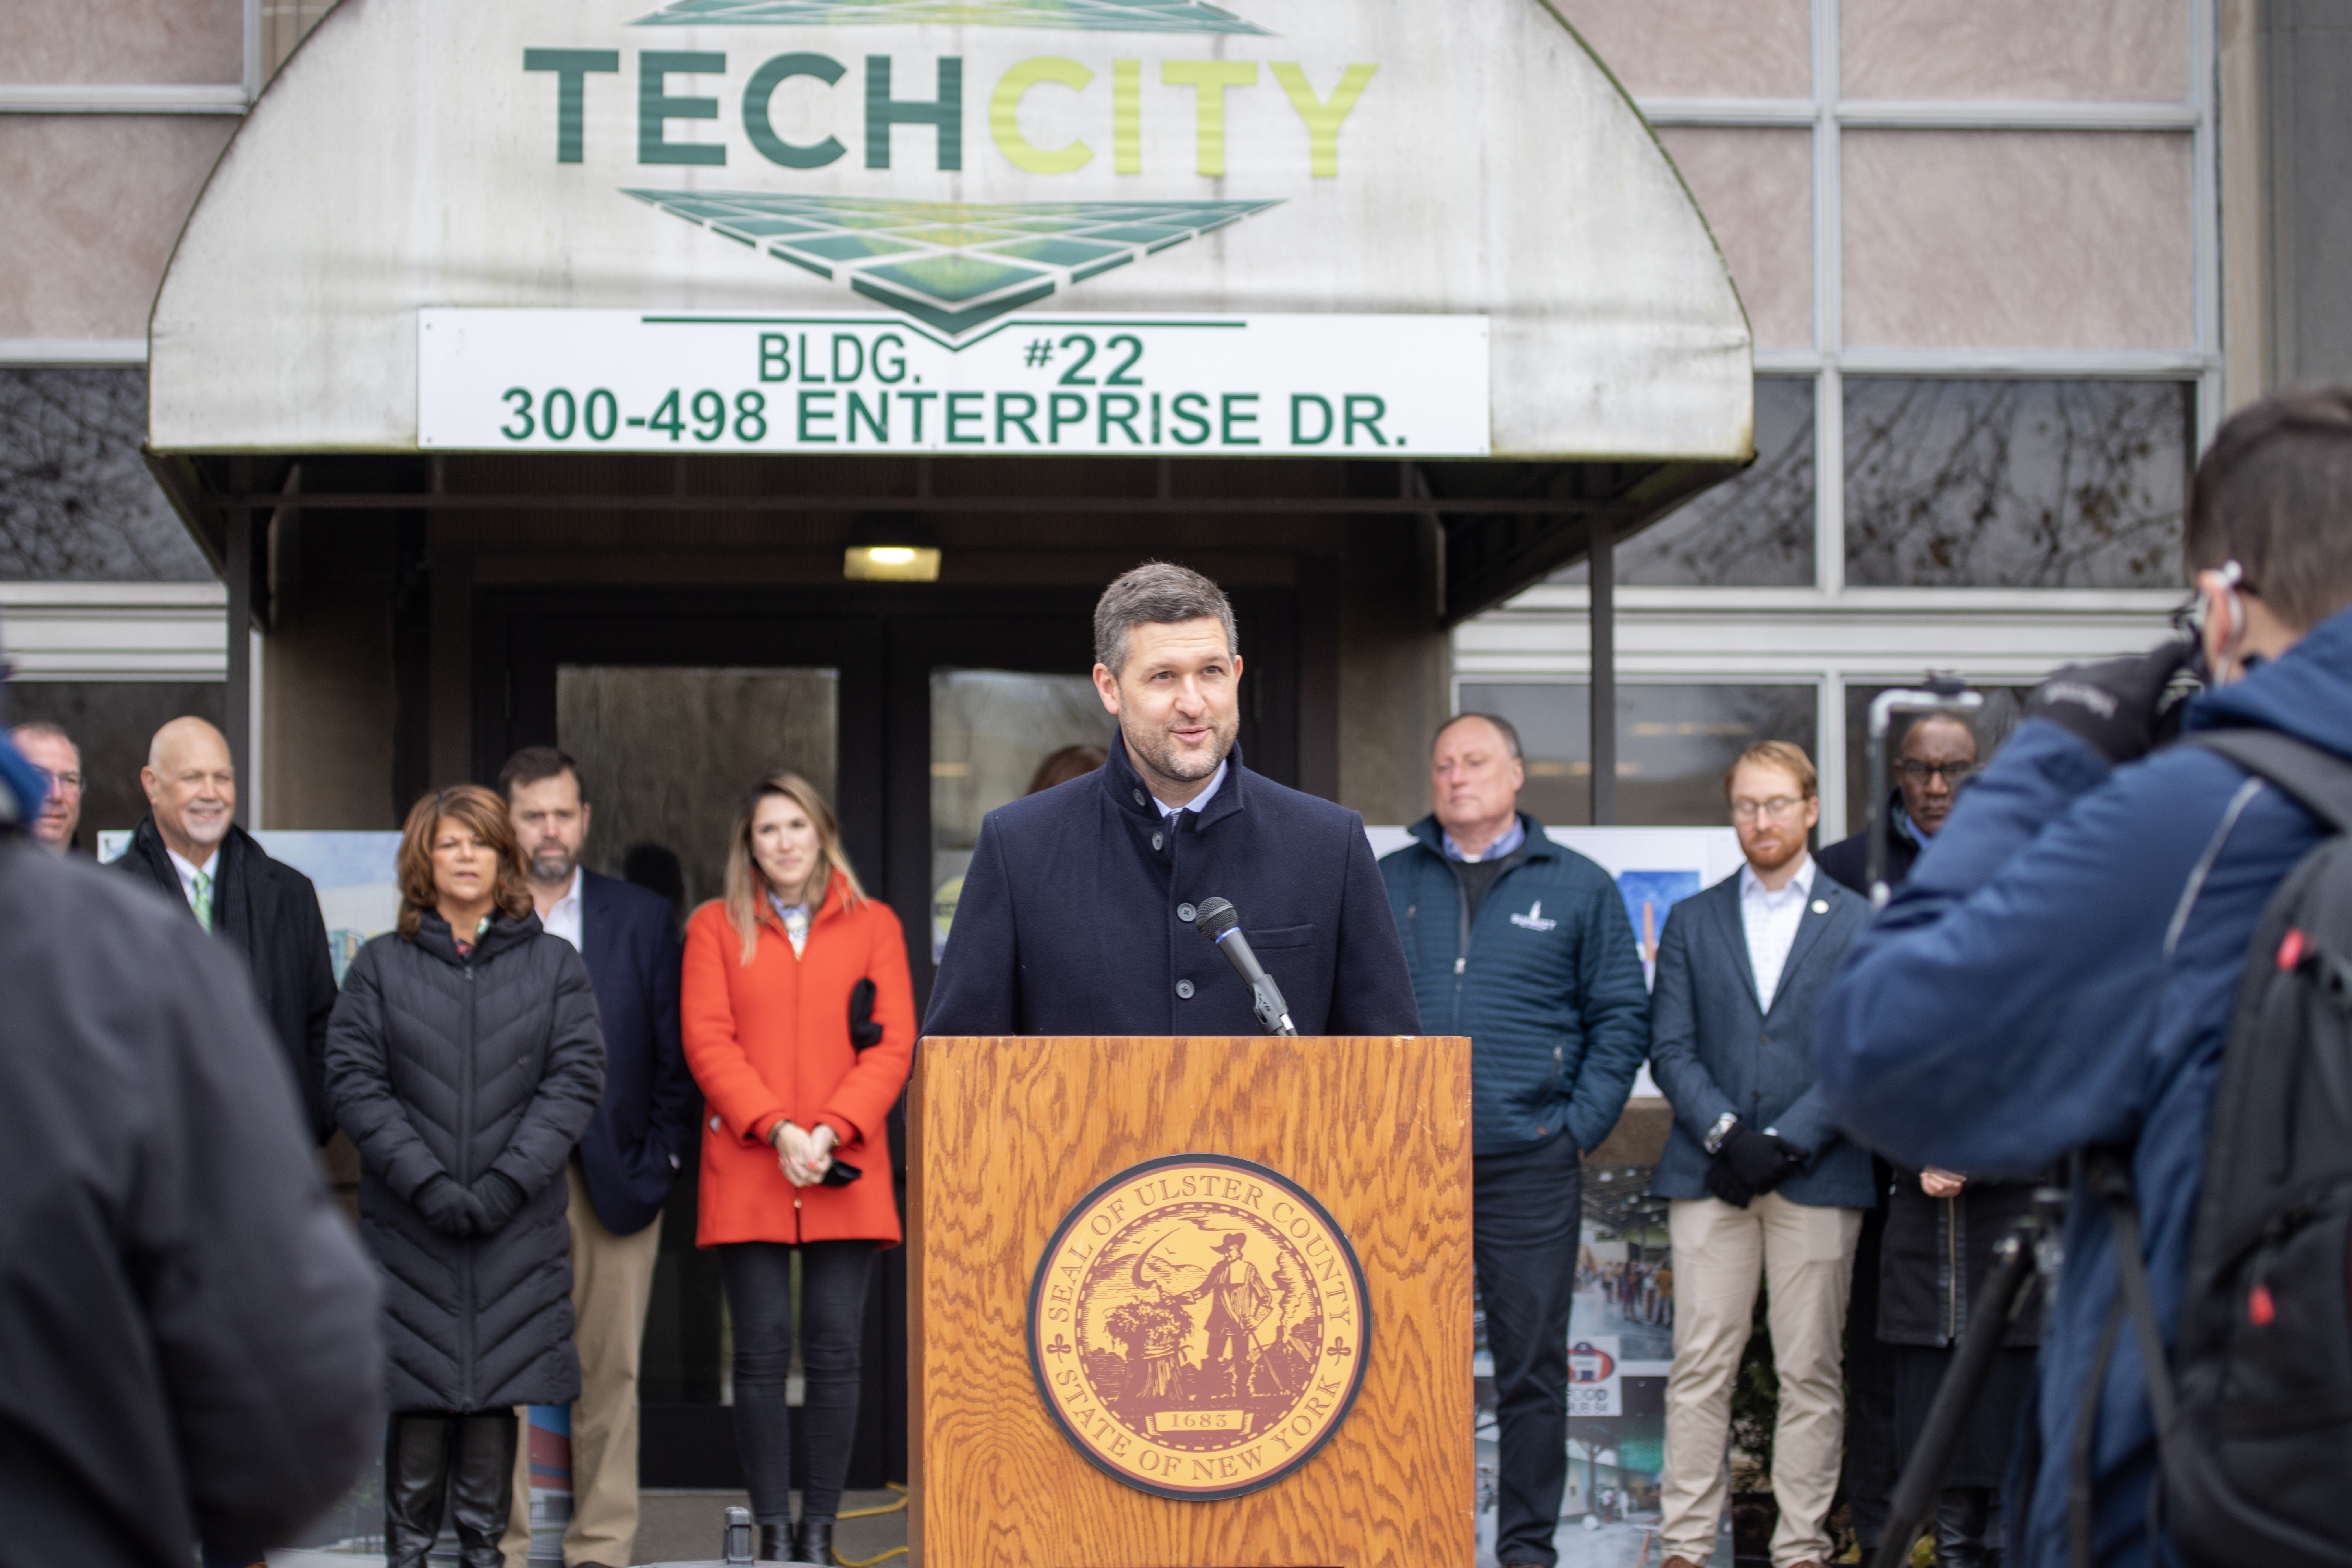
left=115, top=717, right=340, bottom=1146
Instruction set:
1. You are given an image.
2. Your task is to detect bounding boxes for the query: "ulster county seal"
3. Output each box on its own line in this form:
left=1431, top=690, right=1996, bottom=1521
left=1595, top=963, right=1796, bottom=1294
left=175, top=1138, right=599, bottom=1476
left=1026, top=1153, right=1370, bottom=1501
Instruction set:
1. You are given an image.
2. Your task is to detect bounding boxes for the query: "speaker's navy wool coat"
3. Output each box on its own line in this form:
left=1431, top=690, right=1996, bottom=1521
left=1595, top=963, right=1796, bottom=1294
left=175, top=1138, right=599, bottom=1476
left=923, top=740, right=1422, bottom=1039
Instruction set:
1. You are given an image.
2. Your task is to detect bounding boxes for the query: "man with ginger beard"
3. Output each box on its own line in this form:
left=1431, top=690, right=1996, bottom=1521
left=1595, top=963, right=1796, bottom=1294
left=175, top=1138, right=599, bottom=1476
left=923, top=560, right=1418, bottom=1037
left=1645, top=741, right=1872, bottom=1568
left=115, top=716, right=339, bottom=1146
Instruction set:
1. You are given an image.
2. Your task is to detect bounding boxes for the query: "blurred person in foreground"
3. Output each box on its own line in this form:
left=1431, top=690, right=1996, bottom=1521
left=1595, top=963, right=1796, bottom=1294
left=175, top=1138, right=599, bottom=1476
left=115, top=716, right=340, bottom=1144
left=324, top=786, right=605, bottom=1568
left=0, top=727, right=381, bottom=1567
left=1816, top=388, right=2352, bottom=1566
left=1812, top=710, right=1979, bottom=1560
left=1378, top=712, right=1650, bottom=1568
left=9, top=719, right=83, bottom=853
left=682, top=771, right=914, bottom=1566
left=497, top=747, right=695, bottom=1568
left=1648, top=741, right=1871, bottom=1568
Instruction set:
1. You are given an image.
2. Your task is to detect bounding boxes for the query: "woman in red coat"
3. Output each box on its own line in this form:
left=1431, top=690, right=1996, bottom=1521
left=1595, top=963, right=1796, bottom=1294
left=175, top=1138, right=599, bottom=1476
left=682, top=770, right=913, bottom=1566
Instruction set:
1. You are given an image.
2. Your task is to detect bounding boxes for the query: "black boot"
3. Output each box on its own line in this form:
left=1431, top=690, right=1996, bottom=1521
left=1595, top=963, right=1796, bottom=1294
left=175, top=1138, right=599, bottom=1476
left=758, top=1522, right=792, bottom=1561
left=792, top=1517, right=837, bottom=1566
left=383, top=1415, right=452, bottom=1568
left=448, top=1413, right=518, bottom=1568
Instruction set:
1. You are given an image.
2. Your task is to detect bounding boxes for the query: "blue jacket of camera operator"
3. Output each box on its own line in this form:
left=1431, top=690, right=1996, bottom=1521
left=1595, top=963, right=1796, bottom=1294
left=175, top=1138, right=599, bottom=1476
left=1815, top=607, right=2352, bottom=1568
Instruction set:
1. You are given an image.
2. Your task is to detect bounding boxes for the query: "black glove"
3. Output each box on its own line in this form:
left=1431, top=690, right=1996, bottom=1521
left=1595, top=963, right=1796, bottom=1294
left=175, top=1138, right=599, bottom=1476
left=470, top=1170, right=528, bottom=1234
left=1704, top=1156, right=1755, bottom=1209
left=1722, top=1127, right=1806, bottom=1194
left=412, top=1173, right=476, bottom=1236
left=2025, top=640, right=2198, bottom=765
left=848, top=977, right=882, bottom=1050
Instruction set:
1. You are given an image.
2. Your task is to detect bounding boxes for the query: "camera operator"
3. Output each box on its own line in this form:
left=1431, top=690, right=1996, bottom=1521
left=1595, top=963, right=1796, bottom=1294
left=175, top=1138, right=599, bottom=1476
left=1815, top=388, right=2352, bottom=1567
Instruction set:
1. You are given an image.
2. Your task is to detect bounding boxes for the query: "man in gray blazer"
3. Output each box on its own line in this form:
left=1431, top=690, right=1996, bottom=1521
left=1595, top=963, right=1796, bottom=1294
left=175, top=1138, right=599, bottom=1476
left=1648, top=741, right=1873, bottom=1568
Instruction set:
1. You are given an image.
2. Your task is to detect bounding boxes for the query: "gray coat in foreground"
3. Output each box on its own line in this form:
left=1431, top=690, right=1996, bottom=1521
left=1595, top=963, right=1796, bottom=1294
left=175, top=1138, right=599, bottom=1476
left=325, top=911, right=604, bottom=1414
left=0, top=840, right=381, bottom=1567
left=1646, top=868, right=1874, bottom=1208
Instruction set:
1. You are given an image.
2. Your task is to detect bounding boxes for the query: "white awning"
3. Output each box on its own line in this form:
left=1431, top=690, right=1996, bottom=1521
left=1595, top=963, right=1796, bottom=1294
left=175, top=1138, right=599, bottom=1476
left=148, top=0, right=1753, bottom=462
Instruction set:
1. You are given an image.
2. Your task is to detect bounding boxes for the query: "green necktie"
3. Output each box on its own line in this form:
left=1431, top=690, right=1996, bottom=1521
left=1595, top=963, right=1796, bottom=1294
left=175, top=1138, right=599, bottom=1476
left=192, top=869, right=214, bottom=934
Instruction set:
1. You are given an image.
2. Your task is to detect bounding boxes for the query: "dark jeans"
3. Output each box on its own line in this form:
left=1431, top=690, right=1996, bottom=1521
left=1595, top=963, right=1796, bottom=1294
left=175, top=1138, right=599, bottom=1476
left=721, top=1239, right=876, bottom=1527
left=1475, top=1133, right=1583, bottom=1568
left=1845, top=1169, right=1899, bottom=1551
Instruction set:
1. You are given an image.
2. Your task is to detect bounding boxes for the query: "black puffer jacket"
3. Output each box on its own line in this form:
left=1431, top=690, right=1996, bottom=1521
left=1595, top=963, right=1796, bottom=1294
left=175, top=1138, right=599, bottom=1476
left=324, top=910, right=604, bottom=1413
left=1877, top=1168, right=2047, bottom=1349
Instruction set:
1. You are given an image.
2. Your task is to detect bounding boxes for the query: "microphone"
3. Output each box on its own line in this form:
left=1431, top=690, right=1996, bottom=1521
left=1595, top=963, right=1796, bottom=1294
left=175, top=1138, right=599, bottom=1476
left=1191, top=897, right=1298, bottom=1037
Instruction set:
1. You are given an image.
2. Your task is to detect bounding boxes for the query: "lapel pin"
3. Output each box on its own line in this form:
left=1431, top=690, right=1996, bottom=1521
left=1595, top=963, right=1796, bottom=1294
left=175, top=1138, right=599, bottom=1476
left=1811, top=899, right=1829, bottom=915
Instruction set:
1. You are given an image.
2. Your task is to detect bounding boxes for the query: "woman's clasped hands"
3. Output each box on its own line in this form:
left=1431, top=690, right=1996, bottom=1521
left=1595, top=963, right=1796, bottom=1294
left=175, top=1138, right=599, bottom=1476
left=769, top=1119, right=839, bottom=1187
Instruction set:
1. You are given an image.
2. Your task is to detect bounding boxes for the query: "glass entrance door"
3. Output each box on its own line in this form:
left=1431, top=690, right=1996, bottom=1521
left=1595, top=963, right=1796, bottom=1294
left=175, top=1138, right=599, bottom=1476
left=926, top=669, right=1110, bottom=969
left=556, top=665, right=838, bottom=1439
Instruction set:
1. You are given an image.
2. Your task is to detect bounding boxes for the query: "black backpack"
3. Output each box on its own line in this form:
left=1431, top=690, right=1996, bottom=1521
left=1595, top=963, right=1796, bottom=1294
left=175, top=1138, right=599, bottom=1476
left=2095, top=729, right=2352, bottom=1567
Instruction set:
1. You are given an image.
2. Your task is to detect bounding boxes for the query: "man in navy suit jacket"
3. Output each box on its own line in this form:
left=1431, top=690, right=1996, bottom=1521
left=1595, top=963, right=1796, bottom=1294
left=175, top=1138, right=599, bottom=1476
left=499, top=748, right=695, bottom=1568
left=925, top=562, right=1419, bottom=1039
left=1646, top=742, right=1871, bottom=1568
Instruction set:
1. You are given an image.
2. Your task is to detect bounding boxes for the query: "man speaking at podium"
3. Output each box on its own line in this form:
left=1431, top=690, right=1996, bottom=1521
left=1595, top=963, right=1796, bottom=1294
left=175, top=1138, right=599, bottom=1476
left=924, top=562, right=1420, bottom=1037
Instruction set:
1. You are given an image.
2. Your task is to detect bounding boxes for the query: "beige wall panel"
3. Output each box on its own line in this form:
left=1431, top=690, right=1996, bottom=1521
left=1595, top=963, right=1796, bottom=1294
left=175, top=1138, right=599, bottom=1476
left=1657, top=127, right=1812, bottom=349
left=1842, top=0, right=2189, bottom=102
left=0, top=116, right=233, bottom=340
left=1843, top=130, right=2193, bottom=350
left=0, top=0, right=244, bottom=85
left=1552, top=0, right=1810, bottom=98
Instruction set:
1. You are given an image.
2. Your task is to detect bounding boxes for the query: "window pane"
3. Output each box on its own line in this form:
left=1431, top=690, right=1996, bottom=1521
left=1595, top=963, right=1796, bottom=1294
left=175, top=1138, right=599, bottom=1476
left=1843, top=379, right=2191, bottom=588
left=1457, top=682, right=1818, bottom=828
left=1839, top=682, right=2030, bottom=838
left=1554, top=377, right=1816, bottom=587
left=0, top=369, right=211, bottom=581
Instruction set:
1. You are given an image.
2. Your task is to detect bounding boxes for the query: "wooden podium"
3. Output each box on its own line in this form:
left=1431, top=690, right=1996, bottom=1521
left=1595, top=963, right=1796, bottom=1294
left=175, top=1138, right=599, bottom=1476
left=908, top=1035, right=1473, bottom=1568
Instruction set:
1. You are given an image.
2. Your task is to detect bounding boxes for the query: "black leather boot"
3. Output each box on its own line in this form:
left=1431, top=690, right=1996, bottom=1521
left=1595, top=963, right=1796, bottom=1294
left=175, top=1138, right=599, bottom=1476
left=448, top=1413, right=518, bottom=1568
left=382, top=1415, right=452, bottom=1568
left=793, top=1517, right=838, bottom=1566
left=758, top=1522, right=792, bottom=1561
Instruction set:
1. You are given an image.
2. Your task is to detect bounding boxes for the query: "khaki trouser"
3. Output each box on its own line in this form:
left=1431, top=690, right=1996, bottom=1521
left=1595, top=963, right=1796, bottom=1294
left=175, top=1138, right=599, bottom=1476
left=504, top=1161, right=664, bottom=1568
left=1659, top=1193, right=1863, bottom=1568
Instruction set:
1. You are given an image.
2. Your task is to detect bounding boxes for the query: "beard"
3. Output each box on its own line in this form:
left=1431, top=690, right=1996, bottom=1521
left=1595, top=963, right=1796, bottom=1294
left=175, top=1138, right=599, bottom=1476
left=528, top=844, right=579, bottom=883
left=1125, top=712, right=1237, bottom=785
left=1742, top=828, right=1807, bottom=876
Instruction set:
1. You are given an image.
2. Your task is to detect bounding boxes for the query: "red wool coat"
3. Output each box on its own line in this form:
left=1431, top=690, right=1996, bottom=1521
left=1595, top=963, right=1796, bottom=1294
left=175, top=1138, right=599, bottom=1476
left=681, top=873, right=915, bottom=1247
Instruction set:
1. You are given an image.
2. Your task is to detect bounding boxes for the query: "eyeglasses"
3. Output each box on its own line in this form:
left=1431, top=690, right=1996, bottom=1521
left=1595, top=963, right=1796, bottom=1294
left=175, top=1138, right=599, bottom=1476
left=1729, top=795, right=1808, bottom=822
left=35, top=768, right=83, bottom=792
left=1896, top=761, right=1977, bottom=785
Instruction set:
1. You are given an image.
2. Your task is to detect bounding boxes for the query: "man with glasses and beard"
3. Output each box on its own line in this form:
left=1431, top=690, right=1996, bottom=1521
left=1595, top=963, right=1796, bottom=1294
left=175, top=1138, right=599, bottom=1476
left=924, top=560, right=1418, bottom=1038
left=1646, top=742, right=1873, bottom=1568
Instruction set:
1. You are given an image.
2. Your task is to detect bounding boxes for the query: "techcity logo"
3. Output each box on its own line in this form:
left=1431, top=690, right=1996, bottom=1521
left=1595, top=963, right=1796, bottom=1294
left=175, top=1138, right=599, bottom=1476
left=523, top=7, right=1375, bottom=338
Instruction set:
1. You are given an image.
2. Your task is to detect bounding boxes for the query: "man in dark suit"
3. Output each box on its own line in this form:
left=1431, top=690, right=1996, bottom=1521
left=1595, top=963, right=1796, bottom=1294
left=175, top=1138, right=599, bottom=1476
left=924, top=562, right=1419, bottom=1038
left=114, top=716, right=339, bottom=1145
left=497, top=747, right=695, bottom=1568
left=1646, top=741, right=1873, bottom=1568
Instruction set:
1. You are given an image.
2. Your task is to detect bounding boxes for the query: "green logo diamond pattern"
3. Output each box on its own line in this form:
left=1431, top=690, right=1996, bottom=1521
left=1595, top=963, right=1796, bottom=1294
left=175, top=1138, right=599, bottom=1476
left=624, top=191, right=1281, bottom=336
left=629, top=0, right=1269, bottom=33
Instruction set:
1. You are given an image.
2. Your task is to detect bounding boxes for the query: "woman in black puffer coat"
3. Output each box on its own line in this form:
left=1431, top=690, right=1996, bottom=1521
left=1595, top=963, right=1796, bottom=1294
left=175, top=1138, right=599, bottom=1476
left=324, top=785, right=604, bottom=1568
left=1878, top=1165, right=2049, bottom=1568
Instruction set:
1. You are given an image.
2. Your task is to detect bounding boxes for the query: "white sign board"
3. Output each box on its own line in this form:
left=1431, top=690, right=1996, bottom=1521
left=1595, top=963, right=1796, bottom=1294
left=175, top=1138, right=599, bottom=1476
left=418, top=307, right=1488, bottom=455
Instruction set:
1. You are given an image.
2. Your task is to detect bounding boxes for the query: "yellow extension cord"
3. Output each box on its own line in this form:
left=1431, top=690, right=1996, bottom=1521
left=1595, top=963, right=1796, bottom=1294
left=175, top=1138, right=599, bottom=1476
left=830, top=1481, right=910, bottom=1566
